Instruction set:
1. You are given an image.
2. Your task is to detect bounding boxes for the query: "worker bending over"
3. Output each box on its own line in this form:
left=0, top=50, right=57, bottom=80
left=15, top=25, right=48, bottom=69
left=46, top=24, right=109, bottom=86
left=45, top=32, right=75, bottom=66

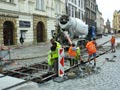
left=68, top=43, right=77, bottom=67
left=48, top=39, right=62, bottom=74
left=48, top=45, right=58, bottom=74
left=86, top=38, right=97, bottom=67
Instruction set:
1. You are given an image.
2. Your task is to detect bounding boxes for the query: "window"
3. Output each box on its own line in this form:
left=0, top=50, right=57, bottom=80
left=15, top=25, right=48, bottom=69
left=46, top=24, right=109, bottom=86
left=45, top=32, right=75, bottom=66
left=0, top=0, right=14, bottom=3
left=78, top=10, right=81, bottom=19
left=68, top=4, right=71, bottom=16
left=55, top=0, right=61, bottom=14
left=72, top=6, right=74, bottom=17
left=0, top=0, right=5, bottom=2
left=78, top=0, right=80, bottom=7
left=81, top=0, right=84, bottom=9
left=75, top=8, right=77, bottom=18
left=9, top=0, right=14, bottom=3
left=36, top=0, right=44, bottom=10
left=74, top=0, right=76, bottom=4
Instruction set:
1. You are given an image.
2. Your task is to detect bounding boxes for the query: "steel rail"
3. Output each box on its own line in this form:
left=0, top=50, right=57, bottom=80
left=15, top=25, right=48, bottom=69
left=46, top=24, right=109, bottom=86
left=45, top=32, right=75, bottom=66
left=2, top=80, right=30, bottom=90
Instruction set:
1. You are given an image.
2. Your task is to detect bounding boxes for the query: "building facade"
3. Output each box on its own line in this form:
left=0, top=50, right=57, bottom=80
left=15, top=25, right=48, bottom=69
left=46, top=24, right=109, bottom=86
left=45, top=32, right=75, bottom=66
left=46, top=0, right=66, bottom=39
left=0, top=0, right=65, bottom=45
left=66, top=0, right=85, bottom=20
left=100, top=17, right=104, bottom=34
left=0, top=0, right=18, bottom=45
left=85, top=0, right=97, bottom=27
left=113, top=10, right=120, bottom=33
left=18, top=0, right=35, bottom=44
left=106, top=19, right=111, bottom=34
left=96, top=5, right=104, bottom=35
left=0, top=0, right=37, bottom=45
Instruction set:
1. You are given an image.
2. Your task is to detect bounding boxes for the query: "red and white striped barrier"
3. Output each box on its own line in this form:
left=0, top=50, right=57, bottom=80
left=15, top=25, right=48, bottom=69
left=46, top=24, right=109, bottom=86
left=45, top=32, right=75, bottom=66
left=58, top=48, right=64, bottom=77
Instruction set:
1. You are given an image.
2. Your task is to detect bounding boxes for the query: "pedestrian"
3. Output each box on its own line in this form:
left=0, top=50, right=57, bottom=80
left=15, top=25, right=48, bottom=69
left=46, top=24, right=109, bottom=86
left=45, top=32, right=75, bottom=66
left=86, top=38, right=97, bottom=67
left=111, top=36, right=116, bottom=52
left=48, top=45, right=58, bottom=74
left=68, top=43, right=77, bottom=67
left=76, top=45, right=84, bottom=65
left=19, top=35, right=24, bottom=45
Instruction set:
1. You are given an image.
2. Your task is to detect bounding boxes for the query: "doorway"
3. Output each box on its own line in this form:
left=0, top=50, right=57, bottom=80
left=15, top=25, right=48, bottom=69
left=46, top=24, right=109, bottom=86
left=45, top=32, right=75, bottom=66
left=3, top=21, right=14, bottom=45
left=36, top=21, right=44, bottom=42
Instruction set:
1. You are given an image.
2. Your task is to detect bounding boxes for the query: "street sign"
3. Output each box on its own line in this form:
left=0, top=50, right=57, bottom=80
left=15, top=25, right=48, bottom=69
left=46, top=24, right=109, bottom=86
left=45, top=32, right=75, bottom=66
left=58, top=48, right=64, bottom=77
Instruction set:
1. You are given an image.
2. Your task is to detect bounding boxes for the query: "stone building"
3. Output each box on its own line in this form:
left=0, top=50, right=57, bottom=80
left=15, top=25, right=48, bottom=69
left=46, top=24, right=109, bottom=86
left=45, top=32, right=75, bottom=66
left=0, top=0, right=19, bottom=45
left=113, top=10, right=120, bottom=33
left=106, top=19, right=111, bottom=34
left=0, top=0, right=65, bottom=45
left=46, top=0, right=66, bottom=39
left=66, top=0, right=85, bottom=20
left=96, top=5, right=104, bottom=36
left=84, top=0, right=97, bottom=27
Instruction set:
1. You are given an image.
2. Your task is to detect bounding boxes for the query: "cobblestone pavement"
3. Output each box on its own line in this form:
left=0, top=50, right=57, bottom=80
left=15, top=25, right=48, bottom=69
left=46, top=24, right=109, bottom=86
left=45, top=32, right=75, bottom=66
left=38, top=49, right=120, bottom=90
left=2, top=34, right=120, bottom=90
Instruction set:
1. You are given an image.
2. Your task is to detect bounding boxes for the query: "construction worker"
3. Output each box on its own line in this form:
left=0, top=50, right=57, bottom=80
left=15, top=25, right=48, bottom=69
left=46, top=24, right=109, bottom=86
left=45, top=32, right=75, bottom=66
left=111, top=36, right=116, bottom=52
left=86, top=38, right=97, bottom=67
left=48, top=45, right=58, bottom=74
left=48, top=50, right=53, bottom=72
left=50, top=38, right=61, bottom=49
left=76, top=45, right=84, bottom=65
left=68, top=43, right=77, bottom=66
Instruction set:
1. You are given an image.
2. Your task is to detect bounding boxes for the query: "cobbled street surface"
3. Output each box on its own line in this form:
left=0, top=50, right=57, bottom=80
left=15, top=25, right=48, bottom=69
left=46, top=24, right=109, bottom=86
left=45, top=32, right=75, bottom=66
left=38, top=35, right=120, bottom=90
left=38, top=49, right=120, bottom=90
left=2, top=34, right=120, bottom=90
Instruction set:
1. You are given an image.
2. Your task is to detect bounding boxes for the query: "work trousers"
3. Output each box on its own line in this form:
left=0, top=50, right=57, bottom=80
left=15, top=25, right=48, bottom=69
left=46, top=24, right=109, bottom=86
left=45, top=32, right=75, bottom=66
left=48, top=65, right=53, bottom=72
left=54, top=58, right=58, bottom=74
left=69, top=57, right=76, bottom=67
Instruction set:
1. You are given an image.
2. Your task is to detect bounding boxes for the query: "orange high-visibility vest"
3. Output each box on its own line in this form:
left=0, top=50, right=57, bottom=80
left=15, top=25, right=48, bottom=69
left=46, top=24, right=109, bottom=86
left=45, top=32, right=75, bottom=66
left=68, top=46, right=77, bottom=57
left=86, top=41, right=96, bottom=55
left=111, top=37, right=115, bottom=44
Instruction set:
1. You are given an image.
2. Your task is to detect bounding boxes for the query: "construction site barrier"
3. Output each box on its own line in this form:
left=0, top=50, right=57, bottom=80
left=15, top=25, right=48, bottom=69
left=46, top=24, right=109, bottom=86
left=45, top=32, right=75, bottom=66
left=0, top=48, right=11, bottom=71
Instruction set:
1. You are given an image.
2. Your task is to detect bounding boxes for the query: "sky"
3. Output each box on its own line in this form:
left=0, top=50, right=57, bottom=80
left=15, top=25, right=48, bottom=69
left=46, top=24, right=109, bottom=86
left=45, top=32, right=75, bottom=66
left=96, top=0, right=120, bottom=25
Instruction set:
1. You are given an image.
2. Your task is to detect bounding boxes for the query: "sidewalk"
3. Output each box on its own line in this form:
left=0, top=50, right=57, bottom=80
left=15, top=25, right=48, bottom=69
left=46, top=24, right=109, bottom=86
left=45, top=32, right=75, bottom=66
left=3, top=41, right=51, bottom=60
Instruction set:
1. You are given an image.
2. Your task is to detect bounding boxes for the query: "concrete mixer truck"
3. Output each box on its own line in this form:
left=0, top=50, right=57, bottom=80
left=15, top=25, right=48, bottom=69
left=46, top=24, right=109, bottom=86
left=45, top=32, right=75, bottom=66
left=53, top=15, right=96, bottom=48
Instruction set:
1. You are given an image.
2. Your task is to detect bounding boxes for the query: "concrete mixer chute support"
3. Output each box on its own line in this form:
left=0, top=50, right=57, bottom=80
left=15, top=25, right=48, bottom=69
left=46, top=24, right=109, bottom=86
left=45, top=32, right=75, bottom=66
left=58, top=15, right=88, bottom=39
